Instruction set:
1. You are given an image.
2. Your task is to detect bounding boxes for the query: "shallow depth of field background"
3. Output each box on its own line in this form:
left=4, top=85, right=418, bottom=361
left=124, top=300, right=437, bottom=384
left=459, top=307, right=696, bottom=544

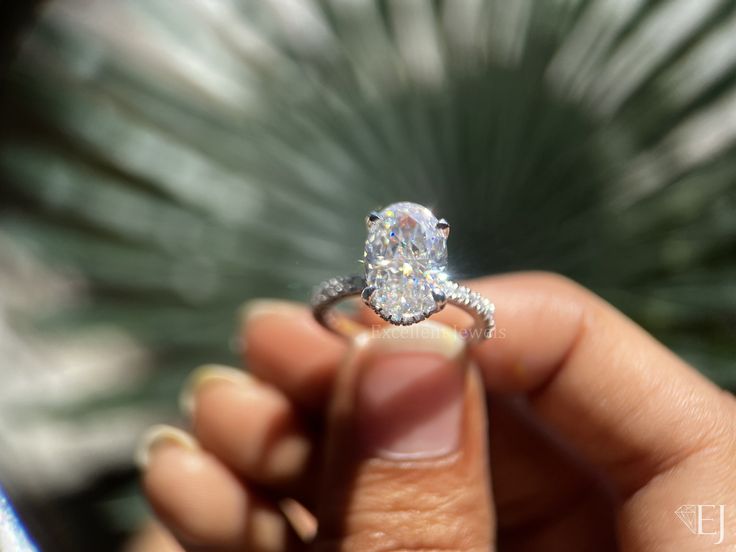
left=2, top=0, right=736, bottom=550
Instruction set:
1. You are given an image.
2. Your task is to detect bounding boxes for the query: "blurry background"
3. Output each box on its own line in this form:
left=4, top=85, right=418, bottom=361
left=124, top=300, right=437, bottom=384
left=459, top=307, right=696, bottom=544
left=2, top=0, right=736, bottom=550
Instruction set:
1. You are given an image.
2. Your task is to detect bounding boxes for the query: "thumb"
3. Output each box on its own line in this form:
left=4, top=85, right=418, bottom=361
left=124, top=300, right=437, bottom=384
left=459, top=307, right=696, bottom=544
left=315, top=321, right=494, bottom=551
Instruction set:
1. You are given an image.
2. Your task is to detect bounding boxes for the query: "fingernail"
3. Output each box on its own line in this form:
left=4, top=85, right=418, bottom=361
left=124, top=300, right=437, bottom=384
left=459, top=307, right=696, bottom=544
left=279, top=498, right=317, bottom=543
left=179, top=364, right=254, bottom=417
left=135, top=424, right=199, bottom=470
left=239, top=299, right=301, bottom=328
left=355, top=322, right=466, bottom=460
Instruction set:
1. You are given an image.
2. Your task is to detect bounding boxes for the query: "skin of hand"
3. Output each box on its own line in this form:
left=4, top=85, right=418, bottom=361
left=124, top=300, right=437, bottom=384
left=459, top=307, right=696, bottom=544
left=135, top=272, right=736, bottom=551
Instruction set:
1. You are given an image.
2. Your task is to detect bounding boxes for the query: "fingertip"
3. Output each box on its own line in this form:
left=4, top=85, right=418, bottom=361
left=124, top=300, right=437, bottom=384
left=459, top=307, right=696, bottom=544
left=179, top=364, right=254, bottom=418
left=239, top=299, right=304, bottom=330
left=466, top=271, right=727, bottom=495
left=135, top=425, right=199, bottom=471
left=470, top=274, right=588, bottom=392
left=316, top=322, right=494, bottom=550
left=243, top=299, right=347, bottom=408
left=142, top=438, right=249, bottom=548
left=142, top=434, right=297, bottom=552
left=191, top=371, right=312, bottom=485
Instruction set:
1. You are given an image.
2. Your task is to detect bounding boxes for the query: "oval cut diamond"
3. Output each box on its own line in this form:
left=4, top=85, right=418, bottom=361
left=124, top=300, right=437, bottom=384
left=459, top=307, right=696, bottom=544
left=364, top=202, right=448, bottom=323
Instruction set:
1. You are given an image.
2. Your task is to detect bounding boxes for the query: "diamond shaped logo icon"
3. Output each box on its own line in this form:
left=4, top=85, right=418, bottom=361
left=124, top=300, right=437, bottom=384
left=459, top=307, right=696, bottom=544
left=675, top=505, right=698, bottom=534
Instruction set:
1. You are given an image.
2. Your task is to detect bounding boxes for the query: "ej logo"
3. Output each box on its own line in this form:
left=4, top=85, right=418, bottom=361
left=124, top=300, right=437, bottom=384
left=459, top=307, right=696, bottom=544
left=675, top=504, right=726, bottom=545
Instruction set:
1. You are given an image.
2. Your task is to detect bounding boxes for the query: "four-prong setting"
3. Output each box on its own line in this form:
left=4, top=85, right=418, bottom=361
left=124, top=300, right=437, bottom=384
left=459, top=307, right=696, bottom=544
left=363, top=202, right=449, bottom=325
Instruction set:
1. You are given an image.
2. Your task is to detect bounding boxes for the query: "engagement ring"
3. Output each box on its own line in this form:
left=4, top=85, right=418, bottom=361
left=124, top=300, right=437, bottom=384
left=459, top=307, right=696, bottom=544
left=311, top=202, right=495, bottom=341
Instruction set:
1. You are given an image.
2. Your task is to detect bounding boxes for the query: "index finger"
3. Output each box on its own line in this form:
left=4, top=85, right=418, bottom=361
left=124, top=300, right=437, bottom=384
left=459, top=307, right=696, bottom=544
left=468, top=272, right=733, bottom=495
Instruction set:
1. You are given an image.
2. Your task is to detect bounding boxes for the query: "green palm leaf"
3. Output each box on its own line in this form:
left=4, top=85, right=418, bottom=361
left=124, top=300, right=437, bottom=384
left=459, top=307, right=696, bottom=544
left=2, top=0, right=736, bottom=546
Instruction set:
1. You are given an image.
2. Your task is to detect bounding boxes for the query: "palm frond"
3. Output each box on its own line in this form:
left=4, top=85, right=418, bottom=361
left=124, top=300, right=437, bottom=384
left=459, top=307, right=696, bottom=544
left=2, top=0, right=736, bottom=545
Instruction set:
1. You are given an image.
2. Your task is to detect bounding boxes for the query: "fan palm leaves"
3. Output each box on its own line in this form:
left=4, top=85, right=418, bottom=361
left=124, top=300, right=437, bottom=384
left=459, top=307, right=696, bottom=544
left=2, top=3, right=736, bottom=539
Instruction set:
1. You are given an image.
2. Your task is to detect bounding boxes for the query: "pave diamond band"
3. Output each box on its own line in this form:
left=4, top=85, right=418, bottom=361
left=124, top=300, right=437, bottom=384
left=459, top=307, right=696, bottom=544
left=311, top=274, right=495, bottom=341
left=311, top=202, right=495, bottom=341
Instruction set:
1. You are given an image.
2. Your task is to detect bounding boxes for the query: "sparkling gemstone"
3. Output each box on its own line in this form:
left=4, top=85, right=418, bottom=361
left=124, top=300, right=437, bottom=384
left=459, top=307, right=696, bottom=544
left=363, top=202, right=448, bottom=322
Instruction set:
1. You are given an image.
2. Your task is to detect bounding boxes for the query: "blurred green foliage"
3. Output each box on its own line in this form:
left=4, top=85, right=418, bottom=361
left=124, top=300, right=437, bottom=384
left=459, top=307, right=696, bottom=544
left=2, top=1, right=736, bottom=545
left=4, top=0, right=736, bottom=402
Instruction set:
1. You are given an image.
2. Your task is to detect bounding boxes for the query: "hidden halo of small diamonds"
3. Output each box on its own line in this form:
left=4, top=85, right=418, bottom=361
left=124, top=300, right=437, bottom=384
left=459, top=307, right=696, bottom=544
left=311, top=202, right=495, bottom=341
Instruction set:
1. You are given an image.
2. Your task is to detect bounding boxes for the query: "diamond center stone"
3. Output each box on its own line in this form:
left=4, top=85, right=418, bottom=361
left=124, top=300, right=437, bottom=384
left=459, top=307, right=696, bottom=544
left=364, top=202, right=448, bottom=323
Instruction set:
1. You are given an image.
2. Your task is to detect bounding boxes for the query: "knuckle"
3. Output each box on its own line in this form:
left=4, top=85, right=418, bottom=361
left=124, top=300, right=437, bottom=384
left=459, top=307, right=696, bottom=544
left=314, top=474, right=491, bottom=552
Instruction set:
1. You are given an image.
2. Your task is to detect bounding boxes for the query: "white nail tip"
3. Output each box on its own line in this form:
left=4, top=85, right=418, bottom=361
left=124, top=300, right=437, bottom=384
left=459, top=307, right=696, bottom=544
left=134, top=424, right=198, bottom=470
left=239, top=299, right=300, bottom=326
left=178, top=364, right=252, bottom=417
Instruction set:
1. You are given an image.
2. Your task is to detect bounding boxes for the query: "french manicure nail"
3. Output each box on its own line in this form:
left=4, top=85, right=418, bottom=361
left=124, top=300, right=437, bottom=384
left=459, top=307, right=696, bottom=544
left=135, top=424, right=199, bottom=470
left=355, top=323, right=466, bottom=460
left=178, top=364, right=253, bottom=417
left=238, top=299, right=301, bottom=328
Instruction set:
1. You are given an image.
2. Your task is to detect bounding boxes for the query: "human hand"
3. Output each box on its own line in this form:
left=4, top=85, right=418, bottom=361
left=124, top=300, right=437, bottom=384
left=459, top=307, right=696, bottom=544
left=136, top=272, right=736, bottom=551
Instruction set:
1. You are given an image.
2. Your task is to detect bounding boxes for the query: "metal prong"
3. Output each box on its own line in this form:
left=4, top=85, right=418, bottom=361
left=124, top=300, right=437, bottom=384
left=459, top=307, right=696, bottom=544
left=361, top=286, right=376, bottom=305
left=432, top=289, right=447, bottom=310
left=436, top=218, right=450, bottom=238
left=366, top=211, right=381, bottom=228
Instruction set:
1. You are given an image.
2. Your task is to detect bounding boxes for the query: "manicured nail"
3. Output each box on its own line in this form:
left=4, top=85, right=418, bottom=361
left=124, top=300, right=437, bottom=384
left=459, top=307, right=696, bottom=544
left=179, top=364, right=254, bottom=417
left=279, top=498, right=317, bottom=543
left=354, top=322, right=466, bottom=460
left=135, top=424, right=199, bottom=470
left=239, top=299, right=302, bottom=328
